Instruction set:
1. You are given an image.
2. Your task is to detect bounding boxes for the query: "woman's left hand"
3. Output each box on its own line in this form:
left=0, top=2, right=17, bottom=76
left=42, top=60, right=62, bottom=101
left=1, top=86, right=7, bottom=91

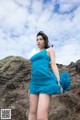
left=58, top=82, right=63, bottom=93
left=60, top=85, right=63, bottom=93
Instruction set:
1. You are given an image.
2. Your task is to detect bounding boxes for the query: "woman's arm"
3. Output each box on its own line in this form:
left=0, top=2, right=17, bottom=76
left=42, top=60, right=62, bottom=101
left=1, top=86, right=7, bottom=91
left=49, top=47, right=60, bottom=85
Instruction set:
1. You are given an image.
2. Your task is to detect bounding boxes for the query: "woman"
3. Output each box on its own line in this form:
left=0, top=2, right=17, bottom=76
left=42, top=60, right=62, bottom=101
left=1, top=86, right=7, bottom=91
left=28, top=31, right=71, bottom=120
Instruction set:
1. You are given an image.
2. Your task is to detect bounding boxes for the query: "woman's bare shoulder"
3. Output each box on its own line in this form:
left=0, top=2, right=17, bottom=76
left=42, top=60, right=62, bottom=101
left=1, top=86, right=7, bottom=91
left=47, top=47, right=55, bottom=56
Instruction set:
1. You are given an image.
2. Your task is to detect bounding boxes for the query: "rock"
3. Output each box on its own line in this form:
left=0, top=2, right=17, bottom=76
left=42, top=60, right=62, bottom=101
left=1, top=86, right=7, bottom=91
left=0, top=56, right=80, bottom=120
left=49, top=91, right=80, bottom=120
left=76, top=60, right=80, bottom=74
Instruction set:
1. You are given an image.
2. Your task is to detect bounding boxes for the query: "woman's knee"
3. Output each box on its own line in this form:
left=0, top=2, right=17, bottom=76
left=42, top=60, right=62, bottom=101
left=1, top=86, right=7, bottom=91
left=29, top=105, right=37, bottom=115
left=37, top=111, right=48, bottom=120
left=29, top=94, right=39, bottom=114
left=29, top=108, right=37, bottom=115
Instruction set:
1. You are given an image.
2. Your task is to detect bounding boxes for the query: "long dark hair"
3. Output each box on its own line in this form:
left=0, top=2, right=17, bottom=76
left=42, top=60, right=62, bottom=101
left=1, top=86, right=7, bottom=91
left=36, top=31, right=54, bottom=49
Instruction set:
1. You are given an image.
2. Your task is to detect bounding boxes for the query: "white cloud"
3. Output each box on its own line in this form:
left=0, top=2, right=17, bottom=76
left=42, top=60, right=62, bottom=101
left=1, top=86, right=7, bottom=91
left=0, top=0, right=80, bottom=65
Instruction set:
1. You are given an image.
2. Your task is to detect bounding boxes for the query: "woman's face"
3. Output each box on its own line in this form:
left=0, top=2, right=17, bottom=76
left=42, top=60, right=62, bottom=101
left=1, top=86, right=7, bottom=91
left=36, top=35, right=45, bottom=49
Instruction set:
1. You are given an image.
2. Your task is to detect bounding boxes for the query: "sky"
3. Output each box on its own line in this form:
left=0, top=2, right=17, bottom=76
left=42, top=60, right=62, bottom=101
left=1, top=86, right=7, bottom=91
left=0, top=0, right=80, bottom=65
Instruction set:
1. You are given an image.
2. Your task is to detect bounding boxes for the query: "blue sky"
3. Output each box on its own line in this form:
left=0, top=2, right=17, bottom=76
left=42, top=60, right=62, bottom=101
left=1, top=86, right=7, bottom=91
left=0, top=0, right=80, bottom=65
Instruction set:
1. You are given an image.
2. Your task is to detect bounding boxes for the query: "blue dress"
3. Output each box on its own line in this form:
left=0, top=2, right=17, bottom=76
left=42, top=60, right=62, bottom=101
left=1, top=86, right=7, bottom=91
left=29, top=49, right=71, bottom=94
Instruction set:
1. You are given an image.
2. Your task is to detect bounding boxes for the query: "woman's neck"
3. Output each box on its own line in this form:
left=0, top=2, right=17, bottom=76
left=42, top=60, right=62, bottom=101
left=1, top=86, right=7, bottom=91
left=40, top=48, right=45, bottom=51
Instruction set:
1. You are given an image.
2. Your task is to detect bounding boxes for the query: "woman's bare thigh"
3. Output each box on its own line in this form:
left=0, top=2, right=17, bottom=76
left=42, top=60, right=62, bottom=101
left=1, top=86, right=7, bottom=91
left=37, top=94, right=51, bottom=118
left=29, top=94, right=39, bottom=113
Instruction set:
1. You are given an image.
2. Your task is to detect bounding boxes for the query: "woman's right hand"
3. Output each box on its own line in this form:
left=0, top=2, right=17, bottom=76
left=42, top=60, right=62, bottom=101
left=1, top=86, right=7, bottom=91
left=28, top=89, right=30, bottom=96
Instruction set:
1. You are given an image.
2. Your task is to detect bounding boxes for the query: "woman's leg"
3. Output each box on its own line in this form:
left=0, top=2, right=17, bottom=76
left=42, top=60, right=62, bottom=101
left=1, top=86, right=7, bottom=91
left=37, top=94, right=51, bottom=120
left=28, top=94, right=39, bottom=120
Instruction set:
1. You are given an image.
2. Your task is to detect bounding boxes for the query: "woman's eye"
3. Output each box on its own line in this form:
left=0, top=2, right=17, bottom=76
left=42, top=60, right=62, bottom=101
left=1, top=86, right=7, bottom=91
left=40, top=38, right=43, bottom=40
left=36, top=38, right=43, bottom=41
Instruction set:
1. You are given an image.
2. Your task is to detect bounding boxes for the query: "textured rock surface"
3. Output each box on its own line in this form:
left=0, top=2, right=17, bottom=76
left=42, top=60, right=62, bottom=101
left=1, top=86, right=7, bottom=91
left=0, top=56, right=80, bottom=120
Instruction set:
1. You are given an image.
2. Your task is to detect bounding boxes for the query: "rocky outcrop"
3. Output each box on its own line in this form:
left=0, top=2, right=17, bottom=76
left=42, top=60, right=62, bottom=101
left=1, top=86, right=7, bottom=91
left=0, top=56, right=80, bottom=120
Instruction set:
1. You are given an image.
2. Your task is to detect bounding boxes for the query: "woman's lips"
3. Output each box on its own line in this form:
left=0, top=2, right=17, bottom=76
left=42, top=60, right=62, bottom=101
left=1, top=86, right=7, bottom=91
left=38, top=44, right=41, bottom=46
